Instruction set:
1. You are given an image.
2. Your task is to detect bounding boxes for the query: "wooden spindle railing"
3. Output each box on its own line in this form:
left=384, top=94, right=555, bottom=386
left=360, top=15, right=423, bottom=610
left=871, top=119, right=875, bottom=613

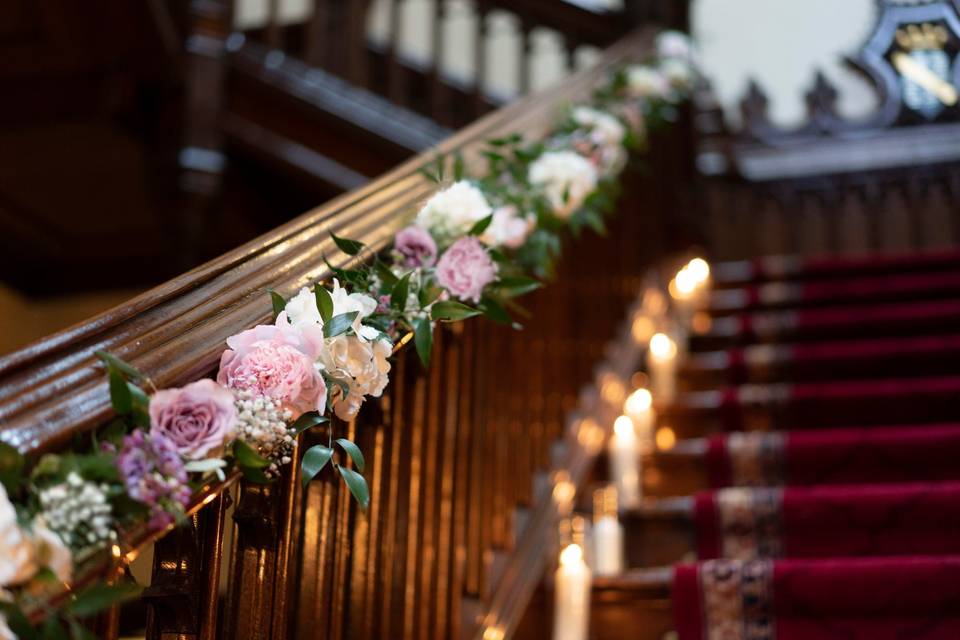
left=0, top=27, right=690, bottom=640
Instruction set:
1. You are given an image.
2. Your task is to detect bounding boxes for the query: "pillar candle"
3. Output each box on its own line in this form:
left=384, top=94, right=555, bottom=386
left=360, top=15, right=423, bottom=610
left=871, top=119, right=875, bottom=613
left=609, top=415, right=641, bottom=508
left=670, top=266, right=697, bottom=329
left=647, top=332, right=678, bottom=404
left=624, top=388, right=656, bottom=453
left=592, top=486, right=623, bottom=576
left=553, top=543, right=592, bottom=640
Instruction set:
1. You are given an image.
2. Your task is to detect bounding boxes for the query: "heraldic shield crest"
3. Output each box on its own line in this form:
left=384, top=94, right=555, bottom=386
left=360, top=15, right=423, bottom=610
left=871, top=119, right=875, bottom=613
left=857, top=0, right=960, bottom=124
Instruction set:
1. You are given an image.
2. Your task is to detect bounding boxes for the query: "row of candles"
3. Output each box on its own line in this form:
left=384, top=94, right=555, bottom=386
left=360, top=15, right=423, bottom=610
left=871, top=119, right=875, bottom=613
left=552, top=258, right=711, bottom=640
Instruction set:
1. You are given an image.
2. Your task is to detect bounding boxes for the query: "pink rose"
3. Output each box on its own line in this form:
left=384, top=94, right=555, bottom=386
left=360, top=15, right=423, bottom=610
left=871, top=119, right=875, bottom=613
left=435, top=236, right=498, bottom=304
left=217, top=312, right=327, bottom=418
left=394, top=225, right=438, bottom=268
left=149, top=379, right=237, bottom=460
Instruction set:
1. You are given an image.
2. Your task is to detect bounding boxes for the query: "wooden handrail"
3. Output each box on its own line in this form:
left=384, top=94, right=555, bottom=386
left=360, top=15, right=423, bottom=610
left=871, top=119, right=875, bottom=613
left=0, top=28, right=653, bottom=455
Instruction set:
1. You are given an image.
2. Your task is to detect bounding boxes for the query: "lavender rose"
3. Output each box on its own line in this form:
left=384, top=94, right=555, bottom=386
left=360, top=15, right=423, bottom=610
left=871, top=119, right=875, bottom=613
left=435, top=236, right=498, bottom=304
left=217, top=312, right=327, bottom=419
left=149, top=379, right=237, bottom=460
left=394, top=225, right=438, bottom=268
left=116, top=430, right=192, bottom=529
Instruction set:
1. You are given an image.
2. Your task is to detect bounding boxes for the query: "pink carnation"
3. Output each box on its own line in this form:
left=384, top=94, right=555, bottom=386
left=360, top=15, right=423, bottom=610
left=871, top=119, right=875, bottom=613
left=217, top=312, right=327, bottom=418
left=435, top=236, right=498, bottom=303
left=149, top=379, right=237, bottom=460
left=394, top=225, right=438, bottom=268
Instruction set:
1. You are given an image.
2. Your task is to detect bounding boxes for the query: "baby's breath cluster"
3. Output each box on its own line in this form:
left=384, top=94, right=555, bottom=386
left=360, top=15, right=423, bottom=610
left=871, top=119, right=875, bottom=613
left=235, top=390, right=296, bottom=478
left=36, top=472, right=115, bottom=552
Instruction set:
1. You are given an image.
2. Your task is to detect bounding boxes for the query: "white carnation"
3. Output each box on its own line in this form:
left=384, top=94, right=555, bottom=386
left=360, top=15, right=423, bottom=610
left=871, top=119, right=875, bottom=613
left=625, top=65, right=670, bottom=99
left=320, top=336, right=392, bottom=421
left=481, top=207, right=536, bottom=249
left=415, top=181, right=492, bottom=244
left=528, top=151, right=598, bottom=220
left=572, top=106, right=626, bottom=148
left=0, top=484, right=36, bottom=588
left=656, top=30, right=693, bottom=61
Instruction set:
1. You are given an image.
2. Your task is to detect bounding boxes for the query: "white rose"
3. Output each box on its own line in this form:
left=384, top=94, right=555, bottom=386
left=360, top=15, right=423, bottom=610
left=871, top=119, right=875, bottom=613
left=656, top=30, right=693, bottom=61
left=32, top=522, right=72, bottom=584
left=528, top=151, right=598, bottom=220
left=481, top=207, right=535, bottom=249
left=285, top=287, right=324, bottom=327
left=415, top=181, right=492, bottom=244
left=572, top=106, right=626, bottom=148
left=626, top=65, right=670, bottom=99
left=0, top=485, right=36, bottom=588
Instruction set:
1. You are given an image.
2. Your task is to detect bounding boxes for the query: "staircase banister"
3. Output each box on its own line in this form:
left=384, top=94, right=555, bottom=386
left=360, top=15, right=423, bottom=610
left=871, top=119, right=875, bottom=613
left=0, top=26, right=655, bottom=456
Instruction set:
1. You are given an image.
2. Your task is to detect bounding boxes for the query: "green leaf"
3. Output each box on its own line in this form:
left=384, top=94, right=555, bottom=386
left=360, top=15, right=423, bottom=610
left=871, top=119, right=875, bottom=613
left=431, top=300, right=481, bottom=323
left=108, top=367, right=132, bottom=415
left=338, top=465, right=369, bottom=510
left=453, top=152, right=466, bottom=181
left=314, top=285, right=334, bottom=324
left=240, top=466, right=272, bottom=484
left=301, top=445, right=333, bottom=487
left=0, top=603, right=37, bottom=640
left=324, top=311, right=359, bottom=338
left=330, top=231, right=364, bottom=256
left=390, top=271, right=412, bottom=312
left=322, top=372, right=350, bottom=413
left=335, top=438, right=365, bottom=473
left=418, top=284, right=442, bottom=308
left=468, top=214, right=493, bottom=236
left=233, top=440, right=270, bottom=470
left=291, top=411, right=328, bottom=436
left=374, top=261, right=400, bottom=291
left=67, top=582, right=143, bottom=618
left=75, top=453, right=120, bottom=483
left=128, top=382, right=150, bottom=427
left=0, top=442, right=24, bottom=494
left=94, top=350, right=144, bottom=382
left=40, top=617, right=68, bottom=640
left=494, top=276, right=541, bottom=298
left=413, top=317, right=433, bottom=368
left=478, top=296, right=511, bottom=324
left=268, top=289, right=286, bottom=320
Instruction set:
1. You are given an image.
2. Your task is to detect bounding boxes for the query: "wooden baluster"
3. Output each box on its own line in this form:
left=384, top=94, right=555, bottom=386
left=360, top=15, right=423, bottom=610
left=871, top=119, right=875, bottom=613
left=563, top=35, right=580, bottom=75
left=346, top=0, right=369, bottom=88
left=518, top=18, right=534, bottom=96
left=387, top=0, right=408, bottom=108
left=430, top=0, right=448, bottom=124
left=471, top=3, right=490, bottom=120
left=143, top=514, right=205, bottom=639
left=265, top=0, right=283, bottom=50
left=305, top=0, right=331, bottom=67
left=450, top=322, right=477, bottom=636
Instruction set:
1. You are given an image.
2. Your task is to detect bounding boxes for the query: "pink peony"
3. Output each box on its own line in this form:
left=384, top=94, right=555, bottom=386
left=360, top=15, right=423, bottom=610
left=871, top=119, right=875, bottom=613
left=149, top=379, right=238, bottom=460
left=434, top=236, right=498, bottom=303
left=394, top=225, right=438, bottom=267
left=217, top=312, right=327, bottom=418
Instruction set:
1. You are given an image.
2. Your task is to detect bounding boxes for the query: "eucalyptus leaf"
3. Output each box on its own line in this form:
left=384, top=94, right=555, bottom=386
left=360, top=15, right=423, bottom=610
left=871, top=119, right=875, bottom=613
left=468, top=214, right=493, bottom=236
left=94, top=350, right=144, bottom=382
left=494, top=276, right=541, bottom=298
left=291, top=411, right=328, bottom=436
left=478, top=296, right=511, bottom=325
left=338, top=465, right=369, bottom=509
left=431, top=301, right=481, bottom=323
left=66, top=582, right=143, bottom=618
left=268, top=289, right=286, bottom=320
left=390, top=271, right=412, bottom=312
left=335, top=438, right=365, bottom=473
left=40, top=616, right=68, bottom=640
left=108, top=367, right=132, bottom=415
left=413, top=317, right=433, bottom=368
left=330, top=231, right=364, bottom=256
left=314, top=285, right=334, bottom=323
left=0, top=442, right=24, bottom=494
left=232, top=440, right=270, bottom=470
left=375, top=261, right=399, bottom=290
left=324, top=311, right=359, bottom=338
left=301, top=445, right=333, bottom=487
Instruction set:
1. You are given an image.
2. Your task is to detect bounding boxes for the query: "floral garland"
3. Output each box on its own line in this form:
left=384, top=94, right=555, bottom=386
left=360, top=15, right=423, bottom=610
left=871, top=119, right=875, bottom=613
left=0, top=31, right=695, bottom=640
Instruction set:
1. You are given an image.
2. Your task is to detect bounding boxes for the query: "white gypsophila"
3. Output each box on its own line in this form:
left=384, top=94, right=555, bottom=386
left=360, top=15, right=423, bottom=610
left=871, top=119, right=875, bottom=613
left=656, top=30, right=693, bottom=61
left=30, top=523, right=72, bottom=584
left=625, top=65, right=670, bottom=99
left=660, top=58, right=694, bottom=91
left=320, top=337, right=392, bottom=421
left=415, top=181, right=492, bottom=245
left=234, top=390, right=295, bottom=478
left=572, top=106, right=626, bottom=148
left=37, top=473, right=114, bottom=553
left=527, top=151, right=599, bottom=220
left=0, top=484, right=36, bottom=588
left=480, top=206, right=536, bottom=250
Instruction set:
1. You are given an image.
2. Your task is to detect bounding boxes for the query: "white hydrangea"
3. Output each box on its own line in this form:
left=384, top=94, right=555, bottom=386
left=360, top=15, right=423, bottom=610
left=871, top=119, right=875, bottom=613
left=320, top=336, right=392, bottom=421
left=572, top=106, right=626, bottom=148
left=527, top=151, right=599, bottom=220
left=0, top=484, right=36, bottom=588
left=37, top=473, right=114, bottom=552
left=656, top=30, right=693, bottom=61
left=481, top=206, right=536, bottom=249
left=625, top=65, right=670, bottom=99
left=235, top=390, right=295, bottom=478
left=415, top=181, right=492, bottom=245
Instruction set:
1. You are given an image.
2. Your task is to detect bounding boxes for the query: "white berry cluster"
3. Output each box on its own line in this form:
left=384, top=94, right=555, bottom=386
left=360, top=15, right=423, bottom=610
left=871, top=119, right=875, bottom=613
left=235, top=390, right=296, bottom=478
left=37, top=472, right=115, bottom=552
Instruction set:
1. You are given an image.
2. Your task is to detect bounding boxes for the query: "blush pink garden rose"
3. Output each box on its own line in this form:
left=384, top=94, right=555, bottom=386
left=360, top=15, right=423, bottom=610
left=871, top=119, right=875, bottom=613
left=217, top=312, right=327, bottom=419
left=149, top=379, right=238, bottom=460
left=434, top=236, right=498, bottom=304
left=394, top=225, right=438, bottom=268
